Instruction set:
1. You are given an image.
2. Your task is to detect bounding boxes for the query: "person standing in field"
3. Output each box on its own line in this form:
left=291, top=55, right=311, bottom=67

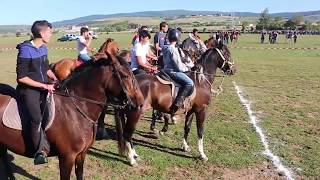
left=293, top=32, right=298, bottom=44
left=154, top=21, right=169, bottom=57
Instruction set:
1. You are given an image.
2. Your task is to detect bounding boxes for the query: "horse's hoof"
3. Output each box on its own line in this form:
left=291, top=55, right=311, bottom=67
left=159, top=131, right=165, bottom=136
left=130, top=162, right=139, bottom=167
left=152, top=129, right=159, bottom=135
left=200, top=155, right=208, bottom=161
left=182, top=146, right=191, bottom=152
left=172, top=116, right=177, bottom=124
left=134, top=155, right=140, bottom=161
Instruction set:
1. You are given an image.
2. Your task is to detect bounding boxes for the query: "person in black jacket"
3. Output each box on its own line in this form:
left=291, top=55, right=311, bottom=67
left=16, top=20, right=57, bottom=165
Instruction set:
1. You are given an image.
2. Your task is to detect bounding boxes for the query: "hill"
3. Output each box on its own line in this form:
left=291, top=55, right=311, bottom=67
left=52, top=9, right=320, bottom=27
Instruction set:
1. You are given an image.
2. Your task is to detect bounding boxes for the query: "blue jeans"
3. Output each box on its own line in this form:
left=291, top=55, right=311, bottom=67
left=79, top=53, right=91, bottom=62
left=167, top=71, right=194, bottom=87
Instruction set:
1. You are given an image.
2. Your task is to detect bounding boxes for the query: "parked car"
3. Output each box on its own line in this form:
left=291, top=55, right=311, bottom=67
left=89, top=31, right=98, bottom=39
left=66, top=34, right=79, bottom=41
left=57, top=34, right=79, bottom=42
left=57, top=35, right=70, bottom=42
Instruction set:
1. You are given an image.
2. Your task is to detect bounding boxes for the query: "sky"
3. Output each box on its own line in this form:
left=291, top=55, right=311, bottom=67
left=0, top=0, right=319, bottom=25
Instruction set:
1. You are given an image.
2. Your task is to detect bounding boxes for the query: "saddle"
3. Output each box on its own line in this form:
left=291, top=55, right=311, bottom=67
left=2, top=94, right=55, bottom=131
left=155, top=70, right=196, bottom=113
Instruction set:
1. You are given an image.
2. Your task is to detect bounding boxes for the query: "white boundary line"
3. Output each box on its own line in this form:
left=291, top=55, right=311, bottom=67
left=233, top=81, right=294, bottom=180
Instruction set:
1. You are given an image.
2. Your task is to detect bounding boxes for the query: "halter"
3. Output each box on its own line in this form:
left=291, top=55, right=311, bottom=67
left=194, top=48, right=234, bottom=95
left=215, top=48, right=234, bottom=70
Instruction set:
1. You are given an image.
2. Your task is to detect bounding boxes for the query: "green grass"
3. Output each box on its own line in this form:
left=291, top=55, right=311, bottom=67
left=0, top=33, right=319, bottom=179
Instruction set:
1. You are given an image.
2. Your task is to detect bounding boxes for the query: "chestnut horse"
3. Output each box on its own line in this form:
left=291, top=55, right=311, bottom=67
left=52, top=38, right=119, bottom=81
left=0, top=42, right=144, bottom=179
left=122, top=43, right=235, bottom=161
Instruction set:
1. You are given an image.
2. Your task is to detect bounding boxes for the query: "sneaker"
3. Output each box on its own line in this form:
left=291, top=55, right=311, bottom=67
left=34, top=152, right=48, bottom=165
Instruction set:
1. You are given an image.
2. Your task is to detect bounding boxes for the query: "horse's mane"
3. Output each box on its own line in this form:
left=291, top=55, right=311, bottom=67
left=60, top=55, right=129, bottom=89
left=60, top=59, right=109, bottom=88
left=204, top=37, right=214, bottom=45
left=97, top=38, right=114, bottom=53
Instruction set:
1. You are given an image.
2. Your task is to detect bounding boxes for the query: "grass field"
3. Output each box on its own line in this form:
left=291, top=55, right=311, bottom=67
left=0, top=33, right=319, bottom=179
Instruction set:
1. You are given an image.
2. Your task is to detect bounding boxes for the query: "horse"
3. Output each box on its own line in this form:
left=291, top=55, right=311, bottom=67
left=52, top=38, right=119, bottom=81
left=181, top=36, right=207, bottom=62
left=0, top=40, right=144, bottom=179
left=118, top=42, right=235, bottom=161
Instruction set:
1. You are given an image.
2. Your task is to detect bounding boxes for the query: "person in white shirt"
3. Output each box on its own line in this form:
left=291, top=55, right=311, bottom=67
left=77, top=27, right=93, bottom=62
left=131, top=30, right=158, bottom=75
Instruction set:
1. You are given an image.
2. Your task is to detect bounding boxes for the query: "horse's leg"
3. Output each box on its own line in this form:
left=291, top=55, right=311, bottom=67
left=58, top=155, right=75, bottom=180
left=195, top=110, right=208, bottom=161
left=0, top=148, right=15, bottom=180
left=150, top=109, right=157, bottom=133
left=96, top=106, right=108, bottom=140
left=160, top=113, right=171, bottom=134
left=123, top=111, right=141, bottom=166
left=182, top=112, right=194, bottom=152
left=75, top=152, right=86, bottom=180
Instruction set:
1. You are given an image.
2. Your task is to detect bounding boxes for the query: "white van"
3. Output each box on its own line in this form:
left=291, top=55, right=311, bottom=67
left=89, top=31, right=98, bottom=39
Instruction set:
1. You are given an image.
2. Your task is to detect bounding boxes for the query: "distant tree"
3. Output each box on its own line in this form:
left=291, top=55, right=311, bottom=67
left=284, top=20, right=296, bottom=29
left=241, top=21, right=249, bottom=31
left=16, top=31, right=21, bottom=37
left=256, top=8, right=272, bottom=30
left=301, top=21, right=312, bottom=30
left=292, top=15, right=304, bottom=25
left=128, top=23, right=139, bottom=29
left=270, top=16, right=284, bottom=30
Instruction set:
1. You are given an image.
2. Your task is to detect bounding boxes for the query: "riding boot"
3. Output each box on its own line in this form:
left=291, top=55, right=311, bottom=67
left=171, top=86, right=194, bottom=113
left=31, top=123, right=49, bottom=165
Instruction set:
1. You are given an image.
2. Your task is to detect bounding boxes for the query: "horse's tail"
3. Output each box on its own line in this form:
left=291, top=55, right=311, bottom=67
left=114, top=110, right=126, bottom=156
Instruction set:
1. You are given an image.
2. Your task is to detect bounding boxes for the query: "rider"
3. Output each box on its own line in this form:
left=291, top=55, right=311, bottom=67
left=77, top=27, right=94, bottom=62
left=163, top=29, right=194, bottom=113
left=131, top=30, right=158, bottom=75
left=132, top=25, right=148, bottom=46
left=154, top=21, right=169, bottom=57
left=188, top=28, right=207, bottom=53
left=16, top=20, right=57, bottom=165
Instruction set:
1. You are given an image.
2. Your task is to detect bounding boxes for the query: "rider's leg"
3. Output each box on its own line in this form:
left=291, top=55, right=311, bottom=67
left=18, top=88, right=50, bottom=164
left=170, top=72, right=194, bottom=111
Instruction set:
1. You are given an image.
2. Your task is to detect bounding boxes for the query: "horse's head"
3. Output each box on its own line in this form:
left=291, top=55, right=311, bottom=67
left=181, top=38, right=202, bottom=62
left=198, top=42, right=235, bottom=76
left=99, top=47, right=144, bottom=111
left=97, top=38, right=120, bottom=57
left=215, top=42, right=235, bottom=75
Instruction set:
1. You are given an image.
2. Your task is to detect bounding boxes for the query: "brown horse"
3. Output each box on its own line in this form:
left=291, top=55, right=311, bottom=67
left=52, top=38, right=119, bottom=81
left=122, top=43, right=235, bottom=161
left=204, top=37, right=218, bottom=49
left=0, top=42, right=144, bottom=179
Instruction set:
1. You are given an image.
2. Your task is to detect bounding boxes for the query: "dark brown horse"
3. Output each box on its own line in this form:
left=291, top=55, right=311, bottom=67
left=181, top=36, right=208, bottom=62
left=0, top=42, right=144, bottom=179
left=204, top=37, right=218, bottom=49
left=122, top=43, right=235, bottom=161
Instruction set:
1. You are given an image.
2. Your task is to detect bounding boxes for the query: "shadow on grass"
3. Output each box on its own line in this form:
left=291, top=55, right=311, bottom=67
left=132, top=138, right=195, bottom=160
left=88, top=147, right=129, bottom=166
left=0, top=154, right=40, bottom=180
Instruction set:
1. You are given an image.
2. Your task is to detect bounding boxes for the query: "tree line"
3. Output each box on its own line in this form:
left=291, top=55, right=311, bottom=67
left=255, top=8, right=320, bottom=31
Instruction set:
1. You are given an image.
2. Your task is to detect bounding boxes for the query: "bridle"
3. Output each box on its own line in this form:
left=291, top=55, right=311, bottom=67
left=194, top=47, right=234, bottom=95
left=215, top=48, right=234, bottom=71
